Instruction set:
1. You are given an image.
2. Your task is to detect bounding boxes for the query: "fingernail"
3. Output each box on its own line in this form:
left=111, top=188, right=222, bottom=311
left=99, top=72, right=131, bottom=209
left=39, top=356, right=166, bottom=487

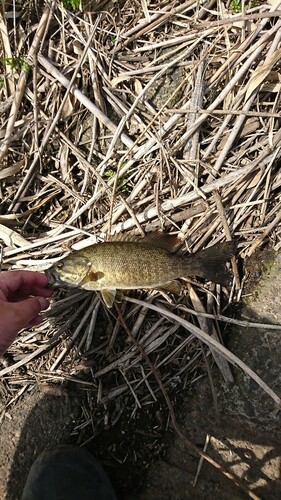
left=36, top=297, right=49, bottom=310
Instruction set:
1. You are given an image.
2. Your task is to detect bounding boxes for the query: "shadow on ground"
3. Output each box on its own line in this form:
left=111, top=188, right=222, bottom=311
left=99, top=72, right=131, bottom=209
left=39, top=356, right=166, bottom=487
left=2, top=250, right=281, bottom=499
left=4, top=378, right=281, bottom=500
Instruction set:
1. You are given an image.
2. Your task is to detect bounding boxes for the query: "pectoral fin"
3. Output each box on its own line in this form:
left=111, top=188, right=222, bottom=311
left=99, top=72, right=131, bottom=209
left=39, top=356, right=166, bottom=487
left=80, top=271, right=104, bottom=290
left=156, top=280, right=182, bottom=294
left=101, top=289, right=116, bottom=308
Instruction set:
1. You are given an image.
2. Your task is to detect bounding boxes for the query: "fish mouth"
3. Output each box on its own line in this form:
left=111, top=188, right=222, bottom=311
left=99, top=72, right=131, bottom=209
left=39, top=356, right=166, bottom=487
left=45, top=268, right=62, bottom=289
left=45, top=267, right=79, bottom=289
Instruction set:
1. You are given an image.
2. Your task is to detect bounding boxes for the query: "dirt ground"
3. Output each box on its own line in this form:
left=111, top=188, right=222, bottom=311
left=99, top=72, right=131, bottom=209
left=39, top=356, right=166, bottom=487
left=1, top=1, right=281, bottom=498
left=1, top=249, right=281, bottom=499
left=133, top=249, right=281, bottom=500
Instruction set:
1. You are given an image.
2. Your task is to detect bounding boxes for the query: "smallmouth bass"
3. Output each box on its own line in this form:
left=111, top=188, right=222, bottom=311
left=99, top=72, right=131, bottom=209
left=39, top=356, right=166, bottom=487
left=45, top=234, right=236, bottom=308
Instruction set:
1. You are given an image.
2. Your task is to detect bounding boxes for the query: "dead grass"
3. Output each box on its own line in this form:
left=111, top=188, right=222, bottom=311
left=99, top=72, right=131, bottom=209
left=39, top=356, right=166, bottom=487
left=1, top=0, right=281, bottom=495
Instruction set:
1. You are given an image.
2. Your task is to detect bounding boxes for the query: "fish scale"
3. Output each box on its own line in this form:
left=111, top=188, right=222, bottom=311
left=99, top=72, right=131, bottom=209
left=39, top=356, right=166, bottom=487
left=45, top=235, right=236, bottom=308
left=81, top=242, right=186, bottom=289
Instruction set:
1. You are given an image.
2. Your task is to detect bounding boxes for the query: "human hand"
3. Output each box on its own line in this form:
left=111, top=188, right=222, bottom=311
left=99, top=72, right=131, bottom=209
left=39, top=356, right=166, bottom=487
left=0, top=271, right=53, bottom=356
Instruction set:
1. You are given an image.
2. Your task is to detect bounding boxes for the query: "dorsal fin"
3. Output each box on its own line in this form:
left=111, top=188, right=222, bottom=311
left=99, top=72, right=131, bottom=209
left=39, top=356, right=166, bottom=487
left=142, top=231, right=182, bottom=253
left=107, top=231, right=183, bottom=253
left=107, top=232, right=141, bottom=243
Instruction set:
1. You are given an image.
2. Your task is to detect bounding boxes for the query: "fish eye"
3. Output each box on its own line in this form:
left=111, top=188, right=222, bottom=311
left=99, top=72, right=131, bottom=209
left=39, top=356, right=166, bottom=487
left=56, top=262, right=64, bottom=270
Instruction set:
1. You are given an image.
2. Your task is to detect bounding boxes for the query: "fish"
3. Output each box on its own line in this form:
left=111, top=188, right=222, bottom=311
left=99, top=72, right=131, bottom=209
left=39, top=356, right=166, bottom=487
left=45, top=234, right=236, bottom=308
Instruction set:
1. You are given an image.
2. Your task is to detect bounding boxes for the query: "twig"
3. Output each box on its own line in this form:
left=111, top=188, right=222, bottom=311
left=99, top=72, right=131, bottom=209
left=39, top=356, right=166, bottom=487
left=38, top=54, right=134, bottom=149
left=188, top=284, right=234, bottom=383
left=115, top=302, right=261, bottom=499
left=124, top=297, right=281, bottom=408
left=167, top=108, right=281, bottom=119
left=193, top=434, right=211, bottom=487
left=183, top=58, right=206, bottom=159
left=213, top=190, right=241, bottom=289
left=0, top=338, right=60, bottom=377
left=0, top=6, right=52, bottom=160
left=247, top=208, right=281, bottom=257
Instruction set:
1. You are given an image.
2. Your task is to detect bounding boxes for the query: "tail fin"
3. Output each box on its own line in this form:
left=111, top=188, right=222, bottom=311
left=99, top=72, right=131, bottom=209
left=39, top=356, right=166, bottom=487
left=185, top=241, right=237, bottom=286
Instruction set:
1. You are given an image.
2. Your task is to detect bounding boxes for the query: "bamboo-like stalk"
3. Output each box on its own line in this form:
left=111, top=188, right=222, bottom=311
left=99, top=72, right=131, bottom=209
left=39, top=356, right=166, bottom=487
left=1, top=2, right=281, bottom=490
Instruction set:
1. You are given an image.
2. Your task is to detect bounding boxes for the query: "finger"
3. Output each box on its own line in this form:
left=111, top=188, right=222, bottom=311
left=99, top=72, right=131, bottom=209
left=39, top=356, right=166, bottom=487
left=8, top=296, right=49, bottom=328
left=0, top=297, right=49, bottom=356
left=8, top=286, right=53, bottom=302
left=26, top=285, right=53, bottom=297
left=25, top=315, right=44, bottom=328
left=0, top=271, right=49, bottom=294
left=0, top=271, right=53, bottom=301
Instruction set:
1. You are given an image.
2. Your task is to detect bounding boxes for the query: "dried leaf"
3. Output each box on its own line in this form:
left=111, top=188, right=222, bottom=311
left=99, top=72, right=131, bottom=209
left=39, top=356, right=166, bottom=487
left=61, top=95, right=75, bottom=119
left=141, top=0, right=151, bottom=21
left=261, top=82, right=281, bottom=93
left=247, top=170, right=263, bottom=189
left=245, top=48, right=281, bottom=101
left=111, top=75, right=132, bottom=87
left=0, top=224, right=29, bottom=247
left=134, top=78, right=143, bottom=96
left=0, top=160, right=24, bottom=179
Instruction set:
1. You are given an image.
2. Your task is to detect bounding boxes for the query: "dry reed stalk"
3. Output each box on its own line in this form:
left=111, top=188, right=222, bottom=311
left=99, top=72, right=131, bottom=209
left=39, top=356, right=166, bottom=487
left=0, top=0, right=281, bottom=490
left=124, top=297, right=281, bottom=407
left=115, top=302, right=261, bottom=500
left=0, top=6, right=52, bottom=160
left=187, top=283, right=234, bottom=383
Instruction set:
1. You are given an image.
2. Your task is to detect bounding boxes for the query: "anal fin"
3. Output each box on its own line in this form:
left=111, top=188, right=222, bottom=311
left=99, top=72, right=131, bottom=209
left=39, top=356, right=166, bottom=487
left=156, top=280, right=182, bottom=294
left=101, top=289, right=116, bottom=308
